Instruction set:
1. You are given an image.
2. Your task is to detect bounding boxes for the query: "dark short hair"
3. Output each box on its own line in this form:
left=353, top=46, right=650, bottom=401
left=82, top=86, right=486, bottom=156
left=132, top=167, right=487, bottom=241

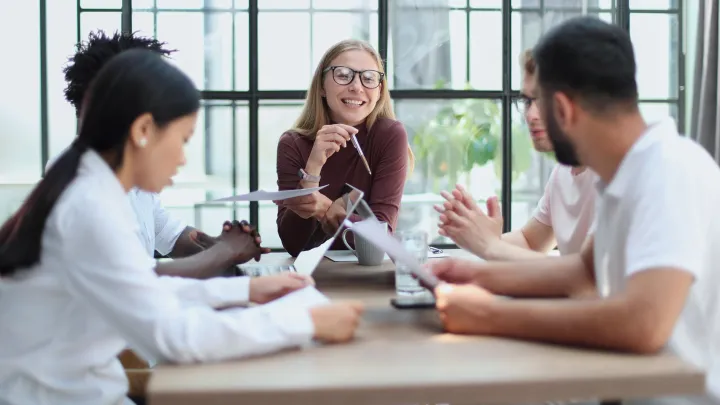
left=0, top=49, right=199, bottom=276
left=533, top=16, right=638, bottom=114
left=63, top=30, right=176, bottom=115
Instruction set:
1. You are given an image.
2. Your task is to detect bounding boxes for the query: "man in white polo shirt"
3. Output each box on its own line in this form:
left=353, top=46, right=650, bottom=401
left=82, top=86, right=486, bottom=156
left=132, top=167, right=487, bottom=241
left=430, top=16, right=720, bottom=404
left=436, top=49, right=596, bottom=260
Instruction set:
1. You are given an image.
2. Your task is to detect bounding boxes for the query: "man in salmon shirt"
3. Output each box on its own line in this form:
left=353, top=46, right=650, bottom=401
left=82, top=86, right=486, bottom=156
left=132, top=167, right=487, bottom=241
left=436, top=49, right=597, bottom=260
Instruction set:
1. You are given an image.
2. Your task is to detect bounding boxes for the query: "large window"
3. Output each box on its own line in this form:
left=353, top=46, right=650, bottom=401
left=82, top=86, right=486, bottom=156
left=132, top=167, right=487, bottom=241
left=5, top=0, right=684, bottom=250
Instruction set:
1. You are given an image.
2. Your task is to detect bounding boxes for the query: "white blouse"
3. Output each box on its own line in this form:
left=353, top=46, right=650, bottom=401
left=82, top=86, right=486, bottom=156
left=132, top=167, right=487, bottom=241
left=0, top=150, right=314, bottom=405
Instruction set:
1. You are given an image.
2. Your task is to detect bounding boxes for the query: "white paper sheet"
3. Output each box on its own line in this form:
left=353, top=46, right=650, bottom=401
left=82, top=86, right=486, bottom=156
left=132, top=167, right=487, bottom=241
left=212, top=185, right=328, bottom=202
left=323, top=248, right=447, bottom=262
left=262, top=285, right=330, bottom=310
left=348, top=220, right=441, bottom=287
left=293, top=238, right=335, bottom=276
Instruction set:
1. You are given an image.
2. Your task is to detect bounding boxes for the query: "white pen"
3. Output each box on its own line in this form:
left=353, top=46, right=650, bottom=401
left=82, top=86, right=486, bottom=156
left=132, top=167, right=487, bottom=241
left=350, top=134, right=372, bottom=175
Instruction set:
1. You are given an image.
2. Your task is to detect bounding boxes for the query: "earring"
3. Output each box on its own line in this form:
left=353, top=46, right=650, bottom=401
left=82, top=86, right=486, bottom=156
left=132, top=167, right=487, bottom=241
left=137, top=137, right=148, bottom=148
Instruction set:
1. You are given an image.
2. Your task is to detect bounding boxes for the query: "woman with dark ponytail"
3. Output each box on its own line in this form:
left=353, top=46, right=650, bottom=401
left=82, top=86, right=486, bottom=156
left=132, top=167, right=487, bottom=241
left=0, top=49, right=362, bottom=405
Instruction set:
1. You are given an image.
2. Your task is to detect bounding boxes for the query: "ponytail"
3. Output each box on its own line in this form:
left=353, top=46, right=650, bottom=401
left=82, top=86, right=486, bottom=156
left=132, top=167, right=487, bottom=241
left=0, top=142, right=88, bottom=277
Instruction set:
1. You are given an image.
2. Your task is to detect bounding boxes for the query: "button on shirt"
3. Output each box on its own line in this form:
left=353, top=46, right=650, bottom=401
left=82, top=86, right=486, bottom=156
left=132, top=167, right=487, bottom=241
left=46, top=150, right=185, bottom=257
left=0, top=150, right=315, bottom=405
left=532, top=164, right=597, bottom=255
left=593, top=118, right=720, bottom=405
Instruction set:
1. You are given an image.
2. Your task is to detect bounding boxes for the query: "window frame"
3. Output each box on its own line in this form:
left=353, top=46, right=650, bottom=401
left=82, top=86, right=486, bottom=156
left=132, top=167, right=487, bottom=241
left=41, top=0, right=683, bottom=250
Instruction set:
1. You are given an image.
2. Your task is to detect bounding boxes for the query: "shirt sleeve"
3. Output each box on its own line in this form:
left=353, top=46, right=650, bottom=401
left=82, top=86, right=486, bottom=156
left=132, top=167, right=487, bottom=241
left=157, top=276, right=251, bottom=309
left=532, top=165, right=559, bottom=226
left=624, top=164, right=706, bottom=279
left=56, top=200, right=315, bottom=364
left=152, top=194, right=187, bottom=256
left=275, top=133, right=324, bottom=256
left=367, top=121, right=409, bottom=232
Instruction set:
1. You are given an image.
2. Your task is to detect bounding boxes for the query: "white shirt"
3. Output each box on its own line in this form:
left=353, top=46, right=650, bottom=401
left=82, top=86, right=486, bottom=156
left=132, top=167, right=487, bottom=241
left=0, top=150, right=315, bottom=405
left=46, top=151, right=185, bottom=256
left=593, top=118, right=720, bottom=405
left=533, top=164, right=597, bottom=255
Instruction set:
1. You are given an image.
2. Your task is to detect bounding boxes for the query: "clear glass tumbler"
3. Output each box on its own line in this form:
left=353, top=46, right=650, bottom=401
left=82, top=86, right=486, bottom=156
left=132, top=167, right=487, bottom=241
left=393, top=230, right=430, bottom=296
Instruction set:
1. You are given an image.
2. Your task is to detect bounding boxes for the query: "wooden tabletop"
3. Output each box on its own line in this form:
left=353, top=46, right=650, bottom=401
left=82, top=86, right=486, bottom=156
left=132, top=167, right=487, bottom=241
left=148, top=250, right=705, bottom=405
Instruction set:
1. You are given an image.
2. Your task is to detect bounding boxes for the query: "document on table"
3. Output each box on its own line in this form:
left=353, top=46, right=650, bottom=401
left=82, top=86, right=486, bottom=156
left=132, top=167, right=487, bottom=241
left=212, top=185, right=328, bottom=202
left=348, top=219, right=441, bottom=288
left=323, top=249, right=447, bottom=262
left=263, top=285, right=330, bottom=310
left=294, top=238, right=335, bottom=276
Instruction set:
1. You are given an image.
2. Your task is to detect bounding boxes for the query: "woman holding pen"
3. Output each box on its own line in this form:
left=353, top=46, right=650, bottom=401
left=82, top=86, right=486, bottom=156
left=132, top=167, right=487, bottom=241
left=275, top=39, right=414, bottom=257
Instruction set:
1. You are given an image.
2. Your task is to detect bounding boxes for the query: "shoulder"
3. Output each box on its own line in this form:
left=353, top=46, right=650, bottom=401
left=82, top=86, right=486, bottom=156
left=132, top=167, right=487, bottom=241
left=279, top=130, right=308, bottom=146
left=369, top=118, right=408, bottom=149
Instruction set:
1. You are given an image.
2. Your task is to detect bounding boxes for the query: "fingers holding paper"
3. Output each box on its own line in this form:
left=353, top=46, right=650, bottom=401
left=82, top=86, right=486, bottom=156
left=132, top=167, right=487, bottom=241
left=310, top=301, right=364, bottom=343
left=275, top=192, right=333, bottom=220
left=249, top=273, right=316, bottom=304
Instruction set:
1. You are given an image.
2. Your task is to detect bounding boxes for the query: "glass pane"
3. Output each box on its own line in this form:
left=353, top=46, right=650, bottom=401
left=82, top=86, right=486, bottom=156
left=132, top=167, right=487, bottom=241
left=630, top=0, right=674, bottom=10
left=258, top=0, right=310, bottom=10
left=388, top=2, right=471, bottom=90
left=81, top=0, right=121, bottom=9
left=512, top=0, right=614, bottom=8
left=469, top=11, right=503, bottom=90
left=312, top=11, right=378, bottom=67
left=313, top=0, right=378, bottom=10
left=131, top=11, right=155, bottom=38
left=233, top=13, right=250, bottom=91
left=160, top=101, right=249, bottom=235
left=470, top=0, right=502, bottom=8
left=0, top=0, right=41, bottom=191
left=156, top=0, right=205, bottom=9
left=510, top=102, right=555, bottom=230
left=258, top=12, right=311, bottom=90
left=511, top=11, right=612, bottom=89
left=639, top=102, right=678, bottom=124
left=132, top=0, right=155, bottom=9
left=48, top=0, right=80, bottom=158
left=395, top=98, right=503, bottom=244
left=235, top=0, right=249, bottom=9
left=80, top=11, right=121, bottom=41
left=631, top=13, right=678, bottom=99
left=257, top=101, right=306, bottom=249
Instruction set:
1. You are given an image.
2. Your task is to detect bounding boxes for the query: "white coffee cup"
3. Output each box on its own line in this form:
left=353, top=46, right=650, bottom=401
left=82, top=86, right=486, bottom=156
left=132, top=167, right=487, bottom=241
left=341, top=222, right=388, bottom=266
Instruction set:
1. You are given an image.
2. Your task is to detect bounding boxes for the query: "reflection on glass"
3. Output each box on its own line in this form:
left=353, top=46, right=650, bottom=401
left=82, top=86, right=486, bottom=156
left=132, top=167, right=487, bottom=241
left=395, top=98, right=503, bottom=243
left=631, top=13, right=678, bottom=99
left=511, top=11, right=613, bottom=89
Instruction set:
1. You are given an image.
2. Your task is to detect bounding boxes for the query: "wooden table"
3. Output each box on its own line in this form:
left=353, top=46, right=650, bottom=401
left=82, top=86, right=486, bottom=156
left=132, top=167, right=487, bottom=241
left=148, top=250, right=705, bottom=405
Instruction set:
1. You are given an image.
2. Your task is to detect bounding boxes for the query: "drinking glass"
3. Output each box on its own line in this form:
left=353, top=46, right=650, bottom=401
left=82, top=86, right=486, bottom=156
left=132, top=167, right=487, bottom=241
left=393, top=230, right=430, bottom=296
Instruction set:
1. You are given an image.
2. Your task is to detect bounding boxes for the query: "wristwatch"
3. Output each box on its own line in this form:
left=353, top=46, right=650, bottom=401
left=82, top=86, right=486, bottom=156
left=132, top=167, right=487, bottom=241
left=298, top=168, right=321, bottom=183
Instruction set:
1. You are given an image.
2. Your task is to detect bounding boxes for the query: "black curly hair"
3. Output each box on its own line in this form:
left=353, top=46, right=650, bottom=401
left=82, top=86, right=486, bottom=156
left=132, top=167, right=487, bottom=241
left=63, top=30, right=177, bottom=116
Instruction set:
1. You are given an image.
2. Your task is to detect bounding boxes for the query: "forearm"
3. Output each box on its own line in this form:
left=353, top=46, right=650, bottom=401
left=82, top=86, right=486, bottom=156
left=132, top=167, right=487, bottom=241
left=277, top=208, right=322, bottom=257
left=168, top=226, right=207, bottom=259
left=483, top=236, right=549, bottom=261
left=155, top=245, right=234, bottom=279
left=483, top=297, right=657, bottom=353
left=471, top=254, right=594, bottom=298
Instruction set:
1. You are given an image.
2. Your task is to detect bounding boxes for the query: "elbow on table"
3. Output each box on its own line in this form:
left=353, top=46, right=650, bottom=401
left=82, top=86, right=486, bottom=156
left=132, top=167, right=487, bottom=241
left=617, top=319, right=671, bottom=355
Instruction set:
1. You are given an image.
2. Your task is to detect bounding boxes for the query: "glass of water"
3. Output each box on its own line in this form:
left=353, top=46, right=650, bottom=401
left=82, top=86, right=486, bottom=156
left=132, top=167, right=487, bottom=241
left=393, top=230, right=430, bottom=297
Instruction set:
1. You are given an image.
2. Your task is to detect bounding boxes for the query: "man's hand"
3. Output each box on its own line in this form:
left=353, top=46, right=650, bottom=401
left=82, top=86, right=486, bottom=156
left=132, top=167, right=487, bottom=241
left=189, top=229, right=218, bottom=250
left=275, top=192, right=333, bottom=221
left=435, top=283, right=496, bottom=335
left=428, top=258, right=482, bottom=285
left=248, top=273, right=315, bottom=304
left=435, top=185, right=503, bottom=257
left=310, top=301, right=365, bottom=343
left=216, top=220, right=270, bottom=264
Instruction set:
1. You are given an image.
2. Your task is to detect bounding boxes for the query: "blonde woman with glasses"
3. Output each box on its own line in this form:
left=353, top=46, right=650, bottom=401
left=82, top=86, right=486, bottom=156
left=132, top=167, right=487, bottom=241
left=275, top=39, right=414, bottom=257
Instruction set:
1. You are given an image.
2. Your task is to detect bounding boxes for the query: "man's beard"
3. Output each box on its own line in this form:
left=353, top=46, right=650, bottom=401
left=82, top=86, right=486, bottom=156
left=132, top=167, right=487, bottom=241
left=543, top=100, right=582, bottom=167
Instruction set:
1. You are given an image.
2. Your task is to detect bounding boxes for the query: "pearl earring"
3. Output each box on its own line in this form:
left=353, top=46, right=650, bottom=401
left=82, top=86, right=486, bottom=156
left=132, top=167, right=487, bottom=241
left=138, top=138, right=148, bottom=148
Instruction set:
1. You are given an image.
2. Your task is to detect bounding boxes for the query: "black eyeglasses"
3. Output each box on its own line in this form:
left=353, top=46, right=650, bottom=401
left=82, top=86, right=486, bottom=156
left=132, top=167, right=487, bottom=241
left=513, top=94, right=537, bottom=113
left=323, top=66, right=385, bottom=89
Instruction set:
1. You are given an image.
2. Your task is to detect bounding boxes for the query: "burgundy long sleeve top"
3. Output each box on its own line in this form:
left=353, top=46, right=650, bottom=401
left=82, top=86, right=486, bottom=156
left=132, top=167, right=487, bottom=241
left=276, top=117, right=409, bottom=257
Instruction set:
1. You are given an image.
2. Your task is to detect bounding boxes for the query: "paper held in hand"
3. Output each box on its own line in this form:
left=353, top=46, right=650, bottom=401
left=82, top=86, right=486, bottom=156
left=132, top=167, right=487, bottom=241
left=347, top=219, right=441, bottom=289
left=211, top=185, right=328, bottom=202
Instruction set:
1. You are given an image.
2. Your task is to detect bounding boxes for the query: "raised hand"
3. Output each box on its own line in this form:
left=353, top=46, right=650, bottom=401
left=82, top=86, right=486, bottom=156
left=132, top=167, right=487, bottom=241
left=274, top=192, right=333, bottom=221
left=435, top=184, right=503, bottom=257
left=307, top=124, right=358, bottom=169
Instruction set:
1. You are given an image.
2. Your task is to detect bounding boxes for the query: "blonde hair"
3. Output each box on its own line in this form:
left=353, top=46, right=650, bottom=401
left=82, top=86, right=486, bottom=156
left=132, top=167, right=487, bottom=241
left=292, top=39, right=414, bottom=172
left=519, top=48, right=536, bottom=78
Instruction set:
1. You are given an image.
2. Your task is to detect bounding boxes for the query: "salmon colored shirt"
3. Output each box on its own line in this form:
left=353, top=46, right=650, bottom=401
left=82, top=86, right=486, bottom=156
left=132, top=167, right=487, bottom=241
left=276, top=118, right=409, bottom=257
